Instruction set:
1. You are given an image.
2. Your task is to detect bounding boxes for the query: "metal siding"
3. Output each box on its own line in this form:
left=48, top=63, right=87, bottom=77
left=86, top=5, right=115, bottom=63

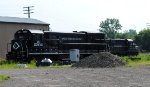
left=0, top=16, right=49, bottom=25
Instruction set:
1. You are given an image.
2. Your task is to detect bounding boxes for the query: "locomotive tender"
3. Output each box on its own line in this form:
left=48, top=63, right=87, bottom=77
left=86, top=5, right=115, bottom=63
left=6, top=29, right=107, bottom=62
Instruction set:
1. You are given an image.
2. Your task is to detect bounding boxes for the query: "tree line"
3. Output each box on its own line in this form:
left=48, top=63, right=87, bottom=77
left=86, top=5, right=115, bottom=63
left=99, top=18, right=150, bottom=51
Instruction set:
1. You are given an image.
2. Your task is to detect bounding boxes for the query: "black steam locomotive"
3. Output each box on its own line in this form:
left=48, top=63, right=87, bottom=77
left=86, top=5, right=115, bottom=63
left=6, top=29, right=138, bottom=62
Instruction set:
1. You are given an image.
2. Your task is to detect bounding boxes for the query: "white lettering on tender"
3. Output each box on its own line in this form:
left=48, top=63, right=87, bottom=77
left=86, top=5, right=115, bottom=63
left=34, top=41, right=43, bottom=46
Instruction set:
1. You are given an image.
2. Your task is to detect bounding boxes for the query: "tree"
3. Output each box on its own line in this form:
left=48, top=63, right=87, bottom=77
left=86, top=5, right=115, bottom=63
left=116, top=29, right=137, bottom=39
left=99, top=18, right=122, bottom=39
left=127, top=29, right=137, bottom=39
left=116, top=32, right=128, bottom=39
left=134, top=29, right=150, bottom=51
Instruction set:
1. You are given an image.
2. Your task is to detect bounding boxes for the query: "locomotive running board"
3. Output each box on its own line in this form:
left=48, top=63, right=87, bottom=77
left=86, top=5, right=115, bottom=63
left=28, top=53, right=68, bottom=55
left=28, top=53, right=95, bottom=55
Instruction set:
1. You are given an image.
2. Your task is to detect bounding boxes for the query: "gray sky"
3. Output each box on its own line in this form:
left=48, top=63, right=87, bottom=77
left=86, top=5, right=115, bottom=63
left=0, top=0, right=150, bottom=32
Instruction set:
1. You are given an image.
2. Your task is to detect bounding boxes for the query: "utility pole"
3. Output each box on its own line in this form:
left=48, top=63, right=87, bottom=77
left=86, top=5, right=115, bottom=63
left=23, top=6, right=34, bottom=18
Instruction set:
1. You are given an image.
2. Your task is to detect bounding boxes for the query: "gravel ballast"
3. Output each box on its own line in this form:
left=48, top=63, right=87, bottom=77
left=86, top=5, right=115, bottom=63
left=1, top=68, right=150, bottom=87
left=72, top=52, right=126, bottom=68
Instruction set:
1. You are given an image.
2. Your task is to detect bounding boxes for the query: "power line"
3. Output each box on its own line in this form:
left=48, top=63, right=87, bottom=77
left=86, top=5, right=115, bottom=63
left=23, top=6, right=34, bottom=18
left=146, top=23, right=150, bottom=29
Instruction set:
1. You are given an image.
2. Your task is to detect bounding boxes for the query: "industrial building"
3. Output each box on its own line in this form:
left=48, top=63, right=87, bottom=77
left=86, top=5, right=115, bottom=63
left=0, top=16, right=50, bottom=58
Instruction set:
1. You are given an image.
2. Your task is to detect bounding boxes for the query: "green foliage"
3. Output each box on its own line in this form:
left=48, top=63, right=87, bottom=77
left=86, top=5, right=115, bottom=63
left=0, top=75, right=10, bottom=81
left=27, top=59, right=37, bottom=68
left=121, top=53, right=150, bottom=67
left=127, top=29, right=137, bottom=39
left=116, top=29, right=137, bottom=39
left=116, top=32, right=128, bottom=39
left=99, top=18, right=122, bottom=39
left=0, top=60, right=16, bottom=65
left=134, top=29, right=150, bottom=51
left=0, top=60, right=17, bottom=69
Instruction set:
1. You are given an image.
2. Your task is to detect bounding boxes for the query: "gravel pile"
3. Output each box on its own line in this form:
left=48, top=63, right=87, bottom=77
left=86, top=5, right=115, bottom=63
left=72, top=52, right=126, bottom=68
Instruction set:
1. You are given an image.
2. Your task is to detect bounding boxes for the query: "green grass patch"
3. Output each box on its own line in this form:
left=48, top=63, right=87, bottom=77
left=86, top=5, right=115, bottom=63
left=0, top=59, right=71, bottom=69
left=121, top=53, right=150, bottom=67
left=0, top=60, right=18, bottom=69
left=0, top=75, right=10, bottom=81
left=27, top=59, right=71, bottom=68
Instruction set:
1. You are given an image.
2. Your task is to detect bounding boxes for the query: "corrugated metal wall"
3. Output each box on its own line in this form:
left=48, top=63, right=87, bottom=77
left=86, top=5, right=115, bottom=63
left=0, top=23, right=49, bottom=58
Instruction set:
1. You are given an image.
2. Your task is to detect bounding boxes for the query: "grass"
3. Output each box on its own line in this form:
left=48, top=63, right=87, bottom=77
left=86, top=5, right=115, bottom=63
left=121, top=53, right=150, bottom=67
left=1, top=53, right=150, bottom=69
left=0, top=75, right=10, bottom=81
left=0, top=59, right=71, bottom=69
left=0, top=59, right=70, bottom=82
left=0, top=60, right=17, bottom=69
left=27, top=59, right=71, bottom=69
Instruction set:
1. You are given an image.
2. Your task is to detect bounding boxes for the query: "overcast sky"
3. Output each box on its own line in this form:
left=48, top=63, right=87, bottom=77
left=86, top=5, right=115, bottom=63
left=0, top=0, right=150, bottom=33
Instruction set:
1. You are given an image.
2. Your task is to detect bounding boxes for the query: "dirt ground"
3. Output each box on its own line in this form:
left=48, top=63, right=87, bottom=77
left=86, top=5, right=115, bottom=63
left=0, top=67, right=150, bottom=87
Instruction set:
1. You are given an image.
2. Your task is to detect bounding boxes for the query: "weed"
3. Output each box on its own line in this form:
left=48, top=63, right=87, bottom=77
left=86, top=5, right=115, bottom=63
left=120, top=53, right=150, bottom=67
left=0, top=59, right=71, bottom=69
left=0, top=75, right=10, bottom=81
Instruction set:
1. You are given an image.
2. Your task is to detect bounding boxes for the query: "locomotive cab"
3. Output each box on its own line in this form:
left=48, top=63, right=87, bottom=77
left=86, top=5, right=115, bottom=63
left=26, top=30, right=44, bottom=53
left=127, top=39, right=139, bottom=55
